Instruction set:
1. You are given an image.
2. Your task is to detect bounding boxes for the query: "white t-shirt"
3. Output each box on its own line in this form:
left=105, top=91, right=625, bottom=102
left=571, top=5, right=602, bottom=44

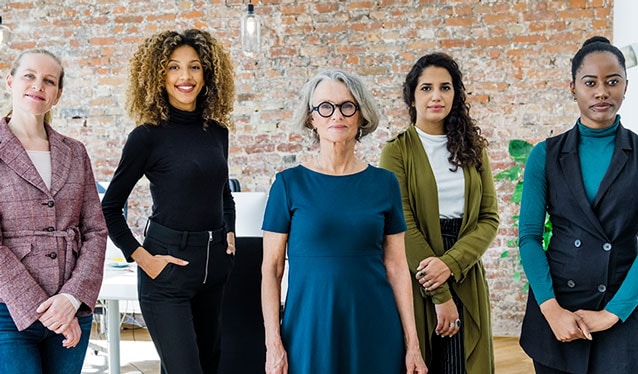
left=415, top=127, right=465, bottom=219
left=27, top=150, right=52, bottom=189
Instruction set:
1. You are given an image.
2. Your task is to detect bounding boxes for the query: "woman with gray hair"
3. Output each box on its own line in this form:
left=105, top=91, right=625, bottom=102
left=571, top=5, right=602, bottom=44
left=261, top=69, right=427, bottom=374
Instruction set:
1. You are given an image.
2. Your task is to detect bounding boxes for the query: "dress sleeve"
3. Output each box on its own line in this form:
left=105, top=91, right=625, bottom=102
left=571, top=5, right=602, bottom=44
left=519, top=141, right=555, bottom=305
left=261, top=172, right=291, bottom=234
left=384, top=171, right=407, bottom=235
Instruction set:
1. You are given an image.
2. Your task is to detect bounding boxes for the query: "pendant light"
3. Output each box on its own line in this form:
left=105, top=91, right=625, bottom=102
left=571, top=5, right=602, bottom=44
left=241, top=1, right=261, bottom=56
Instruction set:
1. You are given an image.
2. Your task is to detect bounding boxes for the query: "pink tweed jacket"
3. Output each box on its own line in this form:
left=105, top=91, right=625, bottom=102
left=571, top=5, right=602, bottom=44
left=0, top=117, right=107, bottom=331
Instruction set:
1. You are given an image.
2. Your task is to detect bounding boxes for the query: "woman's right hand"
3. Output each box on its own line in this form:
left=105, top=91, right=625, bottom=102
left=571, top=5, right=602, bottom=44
left=540, top=299, right=592, bottom=342
left=265, top=342, right=288, bottom=374
left=131, top=246, right=189, bottom=279
left=36, top=294, right=77, bottom=332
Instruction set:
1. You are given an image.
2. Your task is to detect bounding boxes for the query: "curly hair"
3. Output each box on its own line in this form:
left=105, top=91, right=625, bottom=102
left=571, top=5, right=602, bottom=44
left=126, top=29, right=235, bottom=129
left=292, top=69, right=380, bottom=143
left=403, top=52, right=487, bottom=171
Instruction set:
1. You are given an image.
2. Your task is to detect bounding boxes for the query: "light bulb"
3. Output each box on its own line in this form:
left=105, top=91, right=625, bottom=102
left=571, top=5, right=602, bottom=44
left=246, top=17, right=256, bottom=36
left=241, top=3, right=261, bottom=56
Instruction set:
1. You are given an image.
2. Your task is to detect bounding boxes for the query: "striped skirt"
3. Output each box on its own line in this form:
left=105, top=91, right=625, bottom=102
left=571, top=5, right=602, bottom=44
left=426, top=217, right=466, bottom=374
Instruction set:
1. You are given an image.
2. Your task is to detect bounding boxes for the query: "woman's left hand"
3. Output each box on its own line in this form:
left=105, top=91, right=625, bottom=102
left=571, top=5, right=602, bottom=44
left=226, top=232, right=236, bottom=255
left=36, top=294, right=76, bottom=333
left=574, top=309, right=619, bottom=333
left=434, top=299, right=461, bottom=337
left=416, top=257, right=451, bottom=291
left=405, top=345, right=428, bottom=373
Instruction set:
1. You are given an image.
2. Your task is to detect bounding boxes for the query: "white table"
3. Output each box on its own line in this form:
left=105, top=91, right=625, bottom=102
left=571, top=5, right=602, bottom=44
left=97, top=262, right=138, bottom=374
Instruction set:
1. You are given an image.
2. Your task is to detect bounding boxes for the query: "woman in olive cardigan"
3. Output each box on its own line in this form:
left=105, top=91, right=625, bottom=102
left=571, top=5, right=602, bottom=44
left=380, top=53, right=499, bottom=373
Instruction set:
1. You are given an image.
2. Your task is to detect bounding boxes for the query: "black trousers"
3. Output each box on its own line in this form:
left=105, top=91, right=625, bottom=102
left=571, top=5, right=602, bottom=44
left=428, top=218, right=466, bottom=374
left=139, top=220, right=234, bottom=374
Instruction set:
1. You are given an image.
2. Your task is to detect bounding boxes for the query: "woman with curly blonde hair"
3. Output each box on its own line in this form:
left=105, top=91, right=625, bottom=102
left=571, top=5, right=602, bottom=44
left=102, top=29, right=237, bottom=373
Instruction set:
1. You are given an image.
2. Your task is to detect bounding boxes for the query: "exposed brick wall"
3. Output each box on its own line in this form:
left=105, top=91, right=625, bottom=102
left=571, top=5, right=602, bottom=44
left=1, top=0, right=613, bottom=336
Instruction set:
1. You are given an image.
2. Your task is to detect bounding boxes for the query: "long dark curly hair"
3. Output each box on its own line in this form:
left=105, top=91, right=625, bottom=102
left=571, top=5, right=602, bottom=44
left=403, top=52, right=487, bottom=171
left=126, top=29, right=235, bottom=129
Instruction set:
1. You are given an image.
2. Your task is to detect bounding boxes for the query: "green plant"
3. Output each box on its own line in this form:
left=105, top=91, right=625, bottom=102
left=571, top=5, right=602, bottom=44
left=494, top=140, right=553, bottom=289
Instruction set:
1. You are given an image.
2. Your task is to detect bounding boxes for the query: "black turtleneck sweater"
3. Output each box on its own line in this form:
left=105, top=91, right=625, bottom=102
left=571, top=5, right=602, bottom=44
left=101, top=106, right=235, bottom=260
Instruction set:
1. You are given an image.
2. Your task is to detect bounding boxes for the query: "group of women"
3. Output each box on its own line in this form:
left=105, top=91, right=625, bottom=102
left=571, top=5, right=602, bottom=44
left=0, top=24, right=635, bottom=374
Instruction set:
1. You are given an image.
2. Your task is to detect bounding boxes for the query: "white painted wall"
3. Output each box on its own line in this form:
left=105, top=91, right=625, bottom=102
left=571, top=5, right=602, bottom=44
left=614, top=0, right=638, bottom=132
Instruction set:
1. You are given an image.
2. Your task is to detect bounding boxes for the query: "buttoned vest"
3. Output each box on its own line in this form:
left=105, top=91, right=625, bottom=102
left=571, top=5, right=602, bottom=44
left=520, top=123, right=638, bottom=373
left=545, top=124, right=638, bottom=309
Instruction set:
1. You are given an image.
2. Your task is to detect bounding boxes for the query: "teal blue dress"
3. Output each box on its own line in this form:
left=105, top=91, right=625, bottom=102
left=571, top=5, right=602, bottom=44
left=262, top=165, right=407, bottom=373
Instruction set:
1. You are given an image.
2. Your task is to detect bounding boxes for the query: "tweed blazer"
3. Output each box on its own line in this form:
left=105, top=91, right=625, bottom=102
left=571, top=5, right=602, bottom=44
left=0, top=117, right=107, bottom=331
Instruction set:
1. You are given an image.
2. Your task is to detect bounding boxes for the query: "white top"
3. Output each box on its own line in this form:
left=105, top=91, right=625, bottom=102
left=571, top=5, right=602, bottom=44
left=27, top=150, right=52, bottom=190
left=415, top=127, right=465, bottom=219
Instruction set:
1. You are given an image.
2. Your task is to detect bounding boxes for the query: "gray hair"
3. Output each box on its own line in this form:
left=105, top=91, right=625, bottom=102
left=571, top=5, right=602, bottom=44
left=292, top=69, right=380, bottom=143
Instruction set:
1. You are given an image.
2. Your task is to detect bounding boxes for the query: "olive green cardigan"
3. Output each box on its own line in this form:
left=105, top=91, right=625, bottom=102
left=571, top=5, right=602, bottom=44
left=379, top=125, right=499, bottom=373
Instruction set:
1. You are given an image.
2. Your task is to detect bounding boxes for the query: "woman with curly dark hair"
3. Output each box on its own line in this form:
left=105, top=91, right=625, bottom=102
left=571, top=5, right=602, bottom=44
left=101, top=29, right=236, bottom=373
left=380, top=52, right=499, bottom=373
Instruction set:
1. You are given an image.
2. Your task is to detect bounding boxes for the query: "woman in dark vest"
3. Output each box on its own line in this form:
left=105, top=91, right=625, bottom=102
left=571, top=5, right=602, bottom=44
left=519, top=36, right=638, bottom=373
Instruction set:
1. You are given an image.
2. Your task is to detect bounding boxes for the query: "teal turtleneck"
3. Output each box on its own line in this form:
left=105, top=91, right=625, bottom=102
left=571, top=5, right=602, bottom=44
left=577, top=116, right=619, bottom=204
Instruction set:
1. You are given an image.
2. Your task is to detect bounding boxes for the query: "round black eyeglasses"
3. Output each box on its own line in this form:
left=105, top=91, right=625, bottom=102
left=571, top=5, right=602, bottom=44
left=311, top=101, right=360, bottom=118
